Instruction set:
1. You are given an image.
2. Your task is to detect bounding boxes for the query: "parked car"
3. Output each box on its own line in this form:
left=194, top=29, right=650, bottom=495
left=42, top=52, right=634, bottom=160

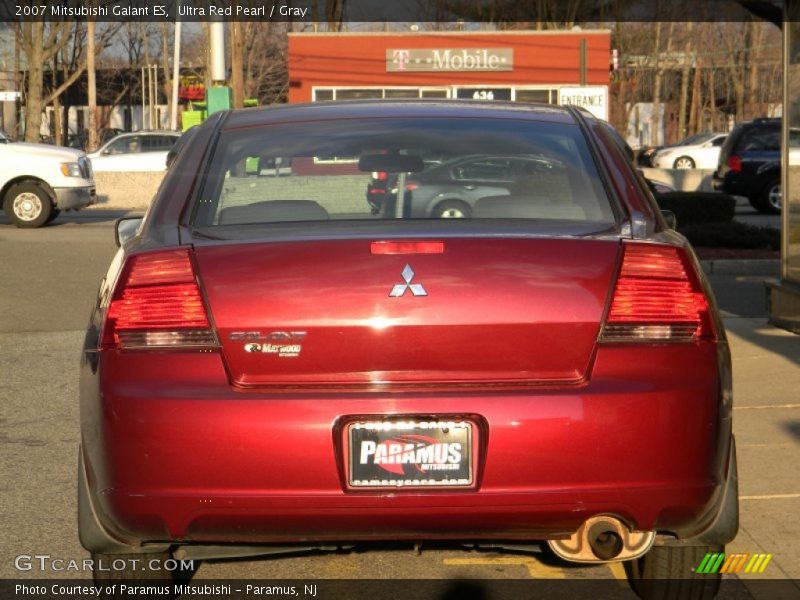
left=713, top=117, right=789, bottom=214
left=599, top=121, right=677, bottom=195
left=651, top=133, right=727, bottom=169
left=372, top=154, right=570, bottom=219
left=1, top=137, right=95, bottom=227
left=68, top=128, right=125, bottom=152
left=87, top=130, right=180, bottom=172
left=637, top=132, right=726, bottom=167
left=80, top=101, right=737, bottom=599
left=165, top=126, right=198, bottom=169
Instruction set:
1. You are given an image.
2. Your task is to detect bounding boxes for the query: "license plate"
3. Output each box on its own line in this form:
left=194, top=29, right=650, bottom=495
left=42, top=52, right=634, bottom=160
left=348, top=418, right=474, bottom=488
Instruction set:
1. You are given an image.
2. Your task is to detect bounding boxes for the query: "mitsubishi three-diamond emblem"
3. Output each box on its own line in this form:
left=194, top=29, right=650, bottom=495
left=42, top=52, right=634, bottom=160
left=389, top=264, right=428, bottom=297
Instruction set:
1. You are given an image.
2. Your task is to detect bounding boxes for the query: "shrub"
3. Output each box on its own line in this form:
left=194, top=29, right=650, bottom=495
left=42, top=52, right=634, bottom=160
left=680, top=221, right=780, bottom=249
left=654, top=192, right=736, bottom=227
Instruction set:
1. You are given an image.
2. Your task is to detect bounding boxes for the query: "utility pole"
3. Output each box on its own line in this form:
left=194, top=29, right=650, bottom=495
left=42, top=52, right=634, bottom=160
left=171, top=18, right=182, bottom=130
left=87, top=19, right=97, bottom=151
left=230, top=21, right=244, bottom=108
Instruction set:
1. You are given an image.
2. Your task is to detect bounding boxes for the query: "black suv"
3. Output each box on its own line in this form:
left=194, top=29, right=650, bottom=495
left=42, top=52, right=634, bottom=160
left=714, top=118, right=790, bottom=214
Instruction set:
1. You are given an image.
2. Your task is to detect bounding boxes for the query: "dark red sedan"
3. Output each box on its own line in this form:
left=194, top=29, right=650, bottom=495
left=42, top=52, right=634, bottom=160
left=79, top=101, right=737, bottom=598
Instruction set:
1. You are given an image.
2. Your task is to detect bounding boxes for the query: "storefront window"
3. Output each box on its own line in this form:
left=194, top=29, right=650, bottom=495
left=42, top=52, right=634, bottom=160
left=313, top=88, right=451, bottom=101
left=384, top=89, right=421, bottom=99
left=421, top=90, right=449, bottom=98
left=313, top=89, right=334, bottom=102
left=335, top=89, right=383, bottom=100
left=515, top=89, right=555, bottom=103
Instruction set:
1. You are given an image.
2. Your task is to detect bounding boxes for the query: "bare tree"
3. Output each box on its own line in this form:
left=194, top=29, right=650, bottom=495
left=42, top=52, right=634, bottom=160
left=15, top=14, right=120, bottom=143
left=15, top=21, right=72, bottom=141
left=242, top=23, right=289, bottom=104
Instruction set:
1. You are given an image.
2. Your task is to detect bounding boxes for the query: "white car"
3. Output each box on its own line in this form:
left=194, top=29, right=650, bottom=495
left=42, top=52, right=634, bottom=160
left=651, top=133, right=727, bottom=169
left=87, top=131, right=180, bottom=172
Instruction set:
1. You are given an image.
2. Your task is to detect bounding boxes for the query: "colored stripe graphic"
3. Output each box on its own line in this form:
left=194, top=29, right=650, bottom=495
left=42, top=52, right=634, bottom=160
left=720, top=554, right=748, bottom=573
left=696, top=553, right=714, bottom=573
left=710, top=553, right=726, bottom=574
left=733, top=554, right=749, bottom=573
left=759, top=554, right=773, bottom=573
left=720, top=554, right=739, bottom=573
left=698, top=553, right=773, bottom=574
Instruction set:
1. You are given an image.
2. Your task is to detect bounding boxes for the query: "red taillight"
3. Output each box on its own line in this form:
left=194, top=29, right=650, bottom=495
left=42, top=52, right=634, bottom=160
left=600, top=243, right=714, bottom=342
left=374, top=171, right=388, bottom=181
left=101, top=249, right=217, bottom=349
left=728, top=155, right=742, bottom=173
left=405, top=182, right=419, bottom=191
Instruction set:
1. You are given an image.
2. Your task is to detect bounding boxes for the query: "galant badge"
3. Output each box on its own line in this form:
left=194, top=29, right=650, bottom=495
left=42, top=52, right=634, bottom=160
left=389, top=264, right=427, bottom=297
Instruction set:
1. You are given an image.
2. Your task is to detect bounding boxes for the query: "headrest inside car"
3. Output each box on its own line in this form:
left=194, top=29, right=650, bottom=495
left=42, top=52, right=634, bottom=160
left=218, top=200, right=330, bottom=224
left=474, top=195, right=585, bottom=220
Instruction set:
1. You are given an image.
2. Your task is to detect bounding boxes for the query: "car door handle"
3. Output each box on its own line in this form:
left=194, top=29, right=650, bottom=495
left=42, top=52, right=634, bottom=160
left=463, top=185, right=476, bottom=190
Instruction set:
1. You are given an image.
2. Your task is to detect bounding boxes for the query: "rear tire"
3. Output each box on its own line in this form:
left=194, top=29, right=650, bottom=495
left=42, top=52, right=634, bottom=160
left=627, top=544, right=723, bottom=600
left=433, top=200, right=471, bottom=219
left=752, top=178, right=781, bottom=214
left=673, top=156, right=695, bottom=169
left=3, top=181, right=53, bottom=228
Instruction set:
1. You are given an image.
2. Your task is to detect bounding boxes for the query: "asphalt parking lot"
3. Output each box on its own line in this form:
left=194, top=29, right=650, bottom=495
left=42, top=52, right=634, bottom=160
left=0, top=210, right=797, bottom=599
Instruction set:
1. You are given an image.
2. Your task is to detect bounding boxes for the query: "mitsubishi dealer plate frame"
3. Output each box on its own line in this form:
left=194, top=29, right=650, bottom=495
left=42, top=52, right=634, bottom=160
left=347, top=418, right=474, bottom=489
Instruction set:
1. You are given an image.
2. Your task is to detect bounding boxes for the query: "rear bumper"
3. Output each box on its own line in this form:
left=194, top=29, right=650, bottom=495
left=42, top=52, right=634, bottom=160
left=714, top=172, right=759, bottom=198
left=80, top=344, right=733, bottom=550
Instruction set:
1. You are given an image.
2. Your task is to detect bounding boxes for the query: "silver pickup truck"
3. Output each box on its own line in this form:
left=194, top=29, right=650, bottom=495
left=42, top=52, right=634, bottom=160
left=0, top=133, right=95, bottom=227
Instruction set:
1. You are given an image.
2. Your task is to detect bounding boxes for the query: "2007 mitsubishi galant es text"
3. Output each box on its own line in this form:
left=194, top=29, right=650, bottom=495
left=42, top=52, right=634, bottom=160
left=79, top=101, right=737, bottom=598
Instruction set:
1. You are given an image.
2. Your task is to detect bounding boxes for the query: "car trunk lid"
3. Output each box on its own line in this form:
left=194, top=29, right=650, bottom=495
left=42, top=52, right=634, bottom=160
left=194, top=237, right=619, bottom=388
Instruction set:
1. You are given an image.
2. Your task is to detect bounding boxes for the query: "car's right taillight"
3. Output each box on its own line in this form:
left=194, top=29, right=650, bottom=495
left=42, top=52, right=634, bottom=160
left=728, top=155, right=742, bottom=173
left=101, top=249, right=217, bottom=350
left=600, top=243, right=715, bottom=343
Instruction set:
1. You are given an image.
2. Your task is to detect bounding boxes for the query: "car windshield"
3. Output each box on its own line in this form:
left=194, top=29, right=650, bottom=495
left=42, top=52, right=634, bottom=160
left=192, top=117, right=615, bottom=229
left=678, top=132, right=717, bottom=146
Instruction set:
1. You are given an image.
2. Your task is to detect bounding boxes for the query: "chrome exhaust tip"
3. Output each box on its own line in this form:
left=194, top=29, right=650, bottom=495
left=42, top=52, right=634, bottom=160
left=548, top=515, right=655, bottom=563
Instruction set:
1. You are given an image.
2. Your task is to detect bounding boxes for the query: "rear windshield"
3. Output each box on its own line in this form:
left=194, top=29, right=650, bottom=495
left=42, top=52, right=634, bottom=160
left=191, top=117, right=615, bottom=228
left=733, top=122, right=781, bottom=152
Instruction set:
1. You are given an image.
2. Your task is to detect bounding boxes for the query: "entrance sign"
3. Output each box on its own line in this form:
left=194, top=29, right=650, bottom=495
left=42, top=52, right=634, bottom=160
left=558, top=86, right=609, bottom=120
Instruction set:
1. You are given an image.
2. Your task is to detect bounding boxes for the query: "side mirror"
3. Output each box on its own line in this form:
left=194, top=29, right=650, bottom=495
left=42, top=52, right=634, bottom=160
left=660, top=210, right=677, bottom=230
left=115, top=217, right=143, bottom=247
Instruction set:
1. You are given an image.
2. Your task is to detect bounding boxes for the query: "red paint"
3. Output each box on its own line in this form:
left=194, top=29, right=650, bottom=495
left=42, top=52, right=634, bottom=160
left=194, top=238, right=617, bottom=387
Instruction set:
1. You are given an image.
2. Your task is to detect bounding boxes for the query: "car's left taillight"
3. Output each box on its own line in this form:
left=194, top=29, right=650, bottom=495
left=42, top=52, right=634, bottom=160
left=101, top=248, right=218, bottom=350
left=599, top=242, right=716, bottom=343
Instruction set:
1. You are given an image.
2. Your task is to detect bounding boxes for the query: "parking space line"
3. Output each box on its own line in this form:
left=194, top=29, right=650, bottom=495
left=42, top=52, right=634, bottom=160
left=733, top=404, right=800, bottom=410
left=739, top=443, right=794, bottom=447
left=740, top=493, right=800, bottom=500
left=607, top=562, right=629, bottom=587
left=442, top=557, right=566, bottom=579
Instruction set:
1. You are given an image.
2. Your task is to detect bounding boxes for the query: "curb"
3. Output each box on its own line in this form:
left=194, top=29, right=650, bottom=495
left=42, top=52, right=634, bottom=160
left=700, top=259, right=780, bottom=276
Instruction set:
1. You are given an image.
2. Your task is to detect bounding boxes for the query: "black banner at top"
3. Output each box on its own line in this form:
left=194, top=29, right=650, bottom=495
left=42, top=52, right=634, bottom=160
left=0, top=0, right=787, bottom=23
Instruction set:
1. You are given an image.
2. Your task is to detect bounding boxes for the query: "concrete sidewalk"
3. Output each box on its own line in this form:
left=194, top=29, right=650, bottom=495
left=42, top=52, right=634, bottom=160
left=706, top=272, right=800, bottom=594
